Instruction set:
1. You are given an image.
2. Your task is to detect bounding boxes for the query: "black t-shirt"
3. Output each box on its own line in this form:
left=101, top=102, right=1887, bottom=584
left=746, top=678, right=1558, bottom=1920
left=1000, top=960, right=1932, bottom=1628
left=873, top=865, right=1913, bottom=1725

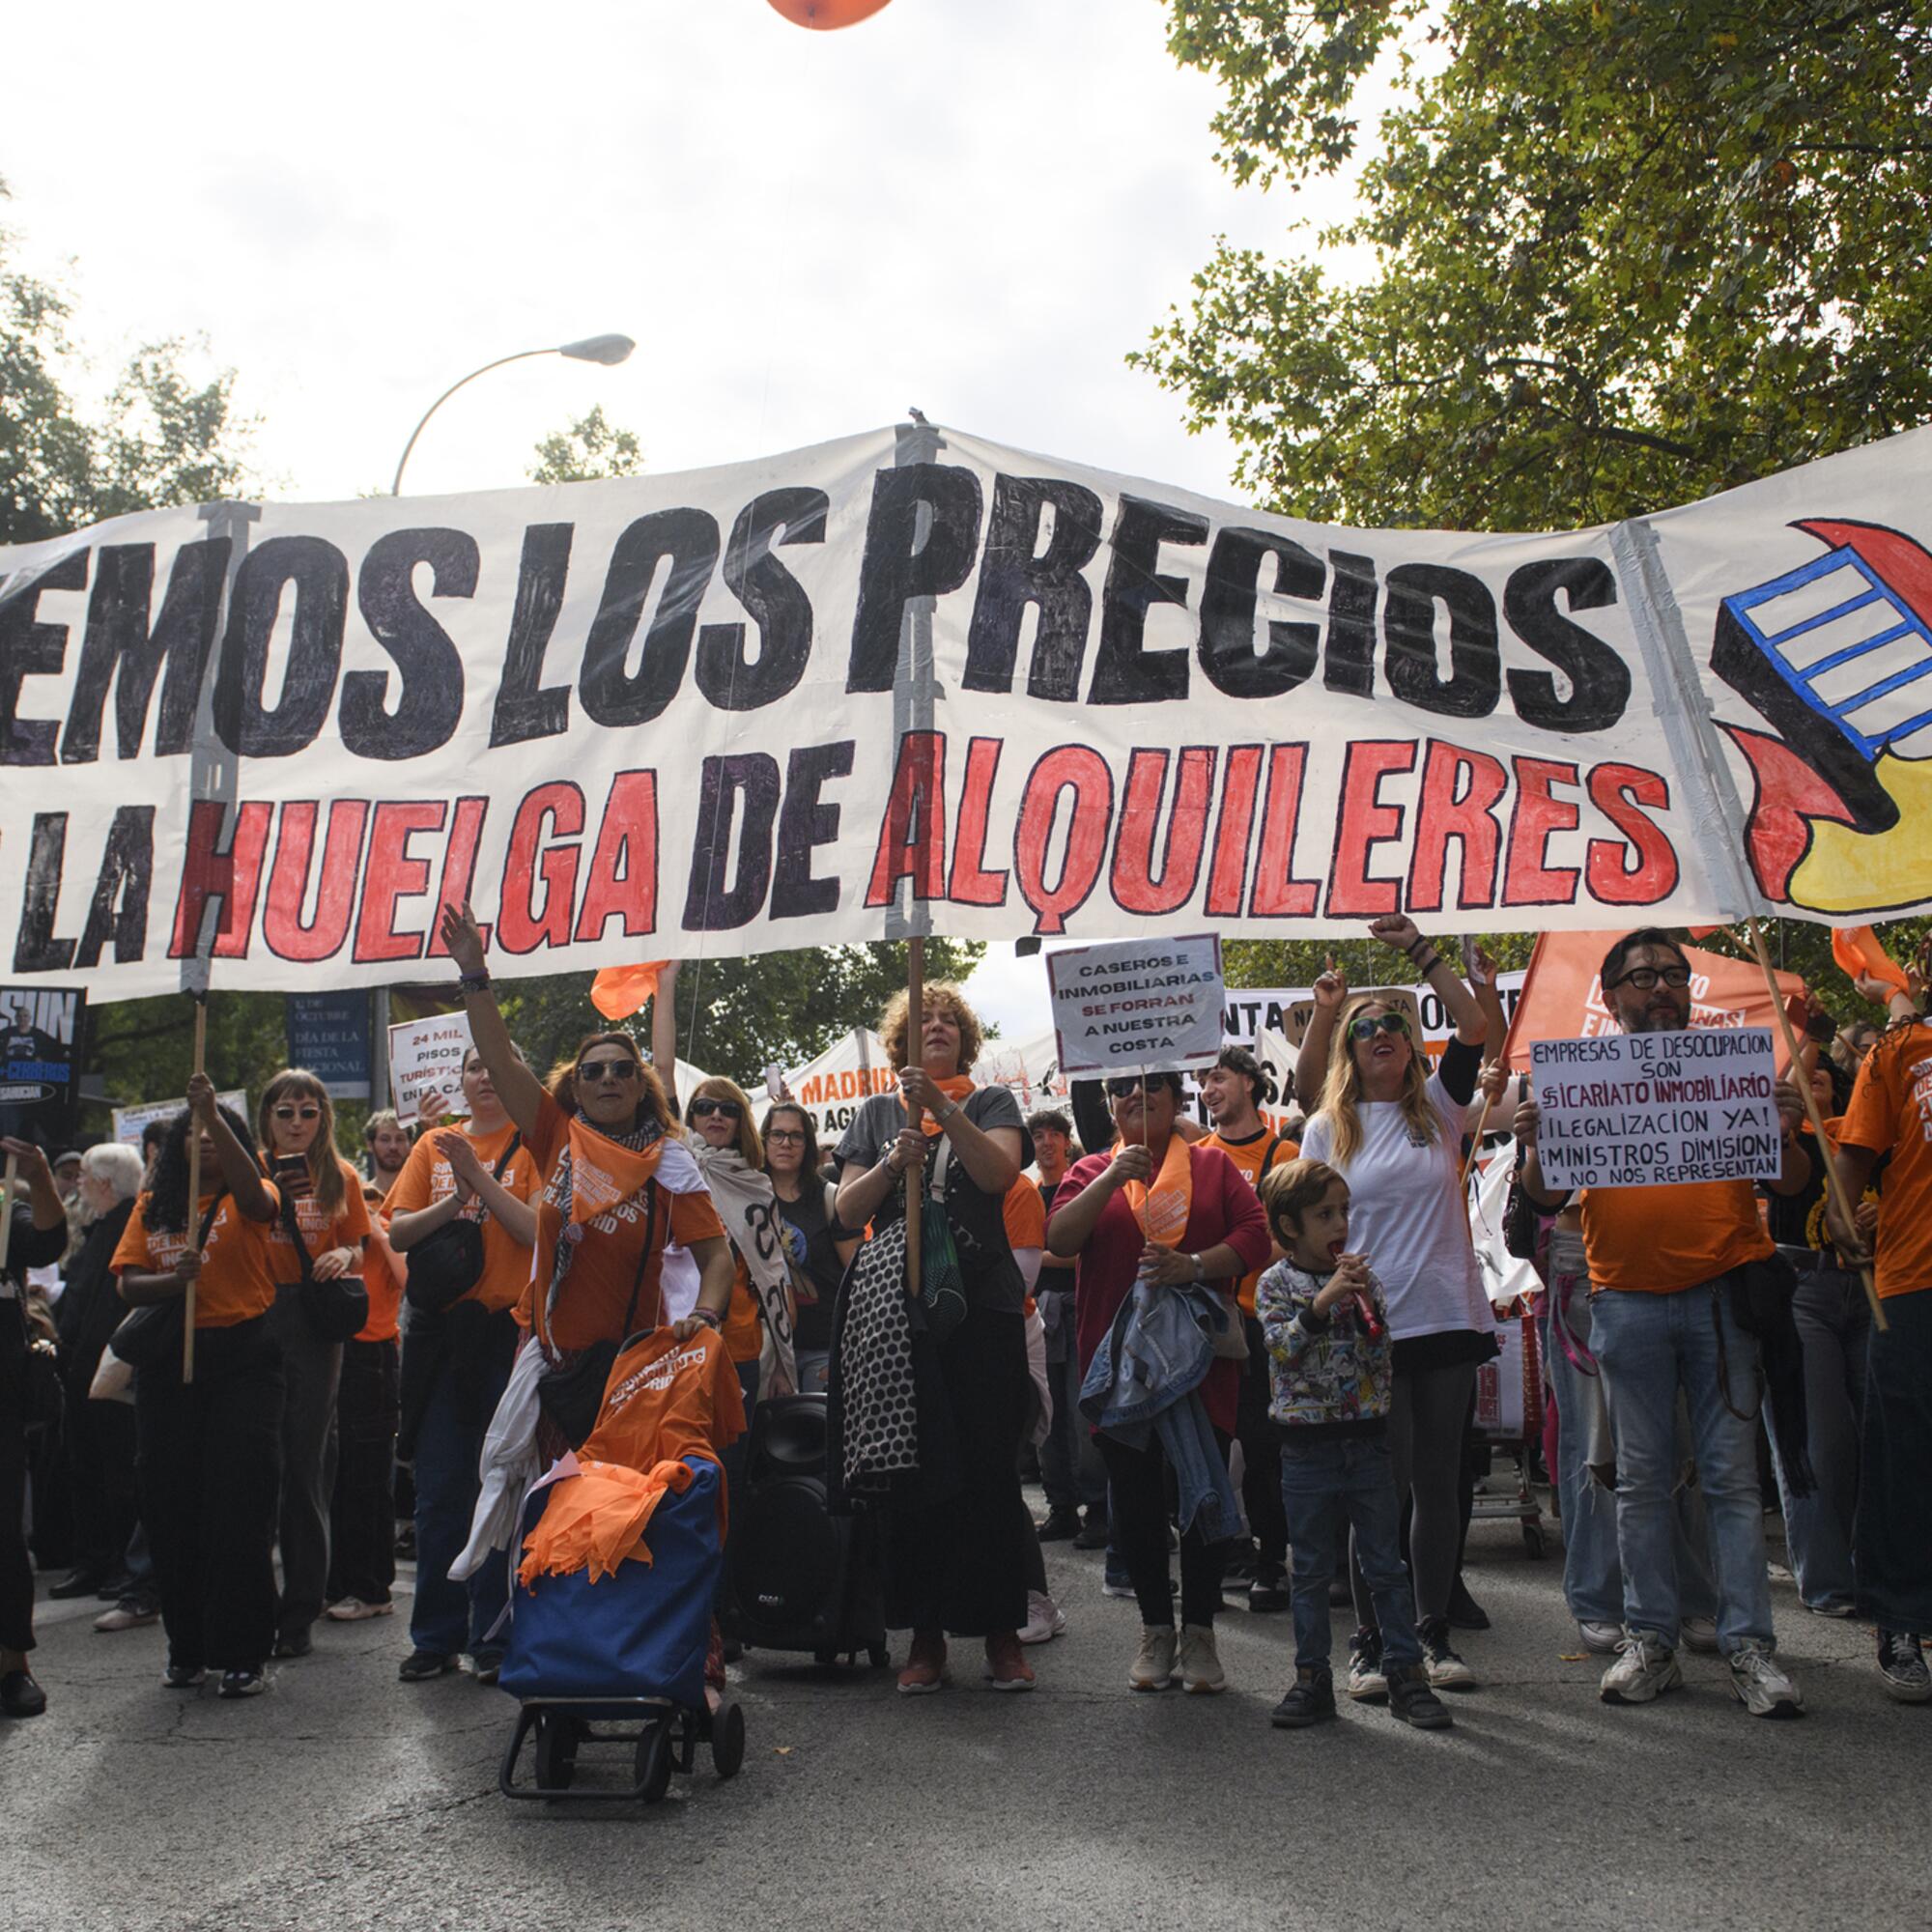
left=1035, top=1174, right=1077, bottom=1291
left=775, top=1177, right=853, bottom=1351
left=1761, top=1126, right=1882, bottom=1261
left=837, top=1087, right=1026, bottom=1315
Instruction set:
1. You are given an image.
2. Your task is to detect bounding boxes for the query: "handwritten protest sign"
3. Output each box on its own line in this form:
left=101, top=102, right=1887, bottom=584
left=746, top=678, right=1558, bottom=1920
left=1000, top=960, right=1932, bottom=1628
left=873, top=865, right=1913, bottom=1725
left=1048, top=934, right=1224, bottom=1078
left=387, top=1011, right=474, bottom=1126
left=112, top=1092, right=246, bottom=1146
left=1530, top=1027, right=1781, bottom=1190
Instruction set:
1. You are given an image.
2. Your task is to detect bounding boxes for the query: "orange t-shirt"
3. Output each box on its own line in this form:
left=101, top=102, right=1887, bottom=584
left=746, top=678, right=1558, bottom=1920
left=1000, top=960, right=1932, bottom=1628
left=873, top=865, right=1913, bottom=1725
left=387, top=1120, right=543, bottom=1315
left=1837, top=1021, right=1932, bottom=1299
left=1581, top=1179, right=1773, bottom=1293
left=1003, top=1175, right=1046, bottom=1253
left=1201, top=1126, right=1299, bottom=1316
left=111, top=1184, right=285, bottom=1329
left=721, top=1252, right=761, bottom=1364
left=527, top=1093, right=725, bottom=1351
left=357, top=1208, right=405, bottom=1345
left=264, top=1155, right=373, bottom=1286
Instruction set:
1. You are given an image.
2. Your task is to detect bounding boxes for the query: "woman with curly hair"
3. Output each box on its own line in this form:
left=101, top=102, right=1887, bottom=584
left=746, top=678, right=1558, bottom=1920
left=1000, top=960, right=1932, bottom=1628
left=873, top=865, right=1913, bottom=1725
left=255, top=1069, right=372, bottom=1661
left=1293, top=914, right=1493, bottom=1697
left=834, top=980, right=1031, bottom=1693
left=111, top=1076, right=285, bottom=1699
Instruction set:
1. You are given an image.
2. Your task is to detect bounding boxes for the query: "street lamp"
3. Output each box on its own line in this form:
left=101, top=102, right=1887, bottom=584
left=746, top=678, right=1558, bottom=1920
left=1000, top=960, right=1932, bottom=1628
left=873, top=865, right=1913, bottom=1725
left=388, top=332, right=636, bottom=495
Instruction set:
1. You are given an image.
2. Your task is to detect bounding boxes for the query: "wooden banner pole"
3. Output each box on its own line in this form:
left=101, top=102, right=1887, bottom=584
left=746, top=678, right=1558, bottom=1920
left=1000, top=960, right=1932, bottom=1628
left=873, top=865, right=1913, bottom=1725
left=0, top=1152, right=17, bottom=1278
left=183, top=997, right=209, bottom=1381
left=904, top=937, right=923, bottom=1301
left=1744, top=917, right=1887, bottom=1334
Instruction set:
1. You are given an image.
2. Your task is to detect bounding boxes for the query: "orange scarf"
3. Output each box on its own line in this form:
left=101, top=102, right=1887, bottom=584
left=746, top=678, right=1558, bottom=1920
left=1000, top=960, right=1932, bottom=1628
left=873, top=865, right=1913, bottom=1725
left=518, top=1457, right=696, bottom=1586
left=1123, top=1132, right=1194, bottom=1247
left=916, top=1073, right=978, bottom=1137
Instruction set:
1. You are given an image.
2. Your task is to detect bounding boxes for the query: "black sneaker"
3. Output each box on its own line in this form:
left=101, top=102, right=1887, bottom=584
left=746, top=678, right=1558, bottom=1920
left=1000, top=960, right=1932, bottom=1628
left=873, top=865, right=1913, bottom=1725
left=1418, top=1614, right=1477, bottom=1689
left=272, top=1627, right=313, bottom=1661
left=470, top=1646, right=506, bottom=1686
left=217, top=1669, right=270, bottom=1699
left=161, top=1663, right=207, bottom=1690
left=1444, top=1575, right=1491, bottom=1632
left=1, top=1668, right=47, bottom=1718
left=1071, top=1512, right=1111, bottom=1551
left=399, top=1648, right=458, bottom=1683
left=1387, top=1661, right=1454, bottom=1729
left=1877, top=1631, right=1932, bottom=1704
left=1247, top=1565, right=1291, bottom=1614
left=1270, top=1664, right=1337, bottom=1728
left=1036, top=1507, right=1083, bottom=1543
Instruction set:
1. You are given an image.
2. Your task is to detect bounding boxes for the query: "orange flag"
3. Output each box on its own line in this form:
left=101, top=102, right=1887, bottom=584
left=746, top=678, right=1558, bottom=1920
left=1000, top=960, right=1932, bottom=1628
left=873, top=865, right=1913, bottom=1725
left=589, top=960, right=669, bottom=1021
left=1831, top=925, right=1910, bottom=994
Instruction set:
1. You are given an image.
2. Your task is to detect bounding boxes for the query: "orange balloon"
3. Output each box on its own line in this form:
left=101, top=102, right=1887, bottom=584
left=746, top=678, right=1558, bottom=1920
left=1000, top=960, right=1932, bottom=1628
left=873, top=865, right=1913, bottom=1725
left=765, top=0, right=893, bottom=27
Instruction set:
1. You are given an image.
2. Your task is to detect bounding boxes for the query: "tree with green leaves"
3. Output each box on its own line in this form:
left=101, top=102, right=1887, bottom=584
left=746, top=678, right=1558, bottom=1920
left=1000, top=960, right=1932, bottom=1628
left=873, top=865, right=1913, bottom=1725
left=528, top=406, right=644, bottom=487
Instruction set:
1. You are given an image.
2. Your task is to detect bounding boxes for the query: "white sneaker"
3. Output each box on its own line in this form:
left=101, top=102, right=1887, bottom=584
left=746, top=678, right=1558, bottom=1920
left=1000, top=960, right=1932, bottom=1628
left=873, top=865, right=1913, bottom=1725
left=1727, top=1640, right=1803, bottom=1719
left=325, top=1597, right=395, bottom=1622
left=1128, top=1625, right=1177, bottom=1691
left=1578, top=1621, right=1624, bottom=1654
left=1017, top=1591, right=1066, bottom=1645
left=1682, top=1616, right=1719, bottom=1654
left=1346, top=1631, right=1387, bottom=1701
left=1600, top=1633, right=1683, bottom=1704
left=1177, top=1623, right=1226, bottom=1694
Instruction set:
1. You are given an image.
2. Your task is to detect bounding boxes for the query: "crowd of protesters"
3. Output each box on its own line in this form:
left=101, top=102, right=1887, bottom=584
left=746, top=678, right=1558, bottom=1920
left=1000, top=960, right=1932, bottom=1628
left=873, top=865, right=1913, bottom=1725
left=3, top=912, right=1927, bottom=1736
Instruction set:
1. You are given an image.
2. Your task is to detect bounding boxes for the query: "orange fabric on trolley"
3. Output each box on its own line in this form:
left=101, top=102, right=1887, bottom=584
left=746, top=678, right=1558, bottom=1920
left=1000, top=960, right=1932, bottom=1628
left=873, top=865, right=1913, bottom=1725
left=517, top=1458, right=697, bottom=1586
left=578, top=1325, right=748, bottom=1520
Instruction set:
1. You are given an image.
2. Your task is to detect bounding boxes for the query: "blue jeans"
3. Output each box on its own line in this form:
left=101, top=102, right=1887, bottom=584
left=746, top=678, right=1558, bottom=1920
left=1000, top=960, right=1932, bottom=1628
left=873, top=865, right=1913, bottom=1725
left=1279, top=1433, right=1422, bottom=1672
left=1541, top=1285, right=1717, bottom=1628
left=410, top=1358, right=510, bottom=1659
left=1589, top=1280, right=1773, bottom=1655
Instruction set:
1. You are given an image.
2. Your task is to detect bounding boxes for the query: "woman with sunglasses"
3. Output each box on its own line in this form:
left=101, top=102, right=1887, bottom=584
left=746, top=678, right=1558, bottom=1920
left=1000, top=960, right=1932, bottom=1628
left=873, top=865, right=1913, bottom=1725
left=1293, top=914, right=1494, bottom=1697
left=834, top=980, right=1032, bottom=1693
left=384, top=1042, right=545, bottom=1683
left=762, top=1104, right=857, bottom=1395
left=256, top=1070, right=373, bottom=1662
left=1046, top=1072, right=1271, bottom=1694
left=437, top=904, right=734, bottom=1416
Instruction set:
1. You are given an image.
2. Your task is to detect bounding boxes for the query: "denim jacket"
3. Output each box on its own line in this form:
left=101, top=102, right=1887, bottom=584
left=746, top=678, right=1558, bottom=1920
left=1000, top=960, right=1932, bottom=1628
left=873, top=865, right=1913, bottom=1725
left=1255, top=1259, right=1393, bottom=1432
left=1078, top=1281, right=1242, bottom=1542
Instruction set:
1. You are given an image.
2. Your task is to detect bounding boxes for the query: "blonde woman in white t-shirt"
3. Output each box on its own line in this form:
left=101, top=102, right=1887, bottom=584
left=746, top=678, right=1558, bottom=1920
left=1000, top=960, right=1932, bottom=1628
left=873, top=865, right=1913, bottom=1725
left=1295, top=914, right=1494, bottom=1699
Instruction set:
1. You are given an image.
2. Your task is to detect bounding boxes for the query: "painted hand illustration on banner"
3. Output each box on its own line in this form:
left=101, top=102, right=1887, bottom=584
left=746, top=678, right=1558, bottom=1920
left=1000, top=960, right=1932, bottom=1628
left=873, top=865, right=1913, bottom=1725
left=1716, top=518, right=1932, bottom=914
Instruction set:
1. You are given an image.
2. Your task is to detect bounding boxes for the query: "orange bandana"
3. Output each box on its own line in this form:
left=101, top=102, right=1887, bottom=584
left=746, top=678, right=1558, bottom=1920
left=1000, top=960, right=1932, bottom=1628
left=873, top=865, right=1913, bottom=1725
left=1123, top=1132, right=1194, bottom=1247
left=917, top=1074, right=978, bottom=1137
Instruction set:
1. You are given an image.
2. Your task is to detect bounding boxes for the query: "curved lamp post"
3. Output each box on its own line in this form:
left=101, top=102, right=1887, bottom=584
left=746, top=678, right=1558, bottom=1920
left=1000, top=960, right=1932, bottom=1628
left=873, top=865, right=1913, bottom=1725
left=389, top=332, right=635, bottom=494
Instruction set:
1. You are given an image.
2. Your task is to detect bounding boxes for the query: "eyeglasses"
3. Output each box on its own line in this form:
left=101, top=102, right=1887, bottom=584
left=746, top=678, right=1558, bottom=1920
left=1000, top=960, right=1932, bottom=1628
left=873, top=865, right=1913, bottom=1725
left=691, top=1097, right=743, bottom=1121
left=1609, top=965, right=1691, bottom=991
left=1348, top=1012, right=1412, bottom=1042
left=272, top=1104, right=322, bottom=1122
left=765, top=1127, right=806, bottom=1144
left=1106, top=1076, right=1179, bottom=1098
left=577, top=1058, right=639, bottom=1083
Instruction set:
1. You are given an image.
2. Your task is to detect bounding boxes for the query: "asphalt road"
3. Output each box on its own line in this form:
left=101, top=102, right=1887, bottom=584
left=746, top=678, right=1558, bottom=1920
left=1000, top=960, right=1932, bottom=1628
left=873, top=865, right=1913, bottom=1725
left=8, top=1492, right=1928, bottom=1932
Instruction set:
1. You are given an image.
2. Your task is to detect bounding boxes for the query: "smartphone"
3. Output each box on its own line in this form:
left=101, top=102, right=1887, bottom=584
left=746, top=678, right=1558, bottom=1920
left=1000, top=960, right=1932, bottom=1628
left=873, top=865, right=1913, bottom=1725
left=763, top=1063, right=784, bottom=1101
left=1461, top=935, right=1484, bottom=983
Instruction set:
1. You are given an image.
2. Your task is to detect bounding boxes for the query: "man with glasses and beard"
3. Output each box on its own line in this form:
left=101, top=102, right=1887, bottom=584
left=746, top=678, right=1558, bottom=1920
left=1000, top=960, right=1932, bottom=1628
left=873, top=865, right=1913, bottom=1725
left=1513, top=928, right=1812, bottom=1719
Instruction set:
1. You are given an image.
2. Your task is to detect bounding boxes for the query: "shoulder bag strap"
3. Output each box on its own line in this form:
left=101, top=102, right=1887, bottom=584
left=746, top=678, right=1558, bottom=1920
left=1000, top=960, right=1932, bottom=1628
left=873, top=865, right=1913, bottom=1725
left=276, top=1186, right=316, bottom=1286
left=929, top=1131, right=954, bottom=1204
left=490, top=1129, right=524, bottom=1183
left=616, top=1178, right=660, bottom=1343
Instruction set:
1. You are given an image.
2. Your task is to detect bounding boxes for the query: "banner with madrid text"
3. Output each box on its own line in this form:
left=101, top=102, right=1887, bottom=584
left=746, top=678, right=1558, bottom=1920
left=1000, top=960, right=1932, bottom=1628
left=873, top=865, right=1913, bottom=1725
left=5, top=419, right=1932, bottom=1003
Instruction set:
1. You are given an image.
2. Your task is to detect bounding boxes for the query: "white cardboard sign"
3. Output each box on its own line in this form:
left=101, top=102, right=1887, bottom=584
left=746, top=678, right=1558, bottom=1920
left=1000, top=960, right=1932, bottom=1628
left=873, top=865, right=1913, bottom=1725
left=387, top=1012, right=474, bottom=1127
left=111, top=1092, right=248, bottom=1147
left=1047, top=934, right=1225, bottom=1079
left=1530, top=1027, right=1781, bottom=1191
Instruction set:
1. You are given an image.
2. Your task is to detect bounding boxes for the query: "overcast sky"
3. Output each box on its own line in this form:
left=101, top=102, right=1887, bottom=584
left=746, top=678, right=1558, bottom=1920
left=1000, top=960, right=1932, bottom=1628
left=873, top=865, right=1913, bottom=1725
left=3, top=0, right=1364, bottom=1044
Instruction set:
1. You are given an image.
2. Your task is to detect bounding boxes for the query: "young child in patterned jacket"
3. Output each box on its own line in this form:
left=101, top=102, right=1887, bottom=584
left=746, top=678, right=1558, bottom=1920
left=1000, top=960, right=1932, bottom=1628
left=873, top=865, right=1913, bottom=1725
left=1255, top=1159, right=1451, bottom=1732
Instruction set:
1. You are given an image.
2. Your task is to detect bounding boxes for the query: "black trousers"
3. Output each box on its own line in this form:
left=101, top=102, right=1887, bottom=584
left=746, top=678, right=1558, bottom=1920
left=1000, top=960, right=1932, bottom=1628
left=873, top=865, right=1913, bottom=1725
left=1236, top=1316, right=1287, bottom=1570
left=135, top=1320, right=285, bottom=1674
left=327, top=1338, right=400, bottom=1606
left=0, top=1404, right=29, bottom=1655
left=1856, top=1283, right=1932, bottom=1632
left=65, top=1379, right=141, bottom=1581
left=1099, top=1423, right=1235, bottom=1630
left=884, top=1308, right=1031, bottom=1638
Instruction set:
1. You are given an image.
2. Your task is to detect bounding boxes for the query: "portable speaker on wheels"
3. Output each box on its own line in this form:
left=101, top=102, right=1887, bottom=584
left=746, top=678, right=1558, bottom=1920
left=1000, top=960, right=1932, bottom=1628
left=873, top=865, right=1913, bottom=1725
left=727, top=1395, right=889, bottom=1669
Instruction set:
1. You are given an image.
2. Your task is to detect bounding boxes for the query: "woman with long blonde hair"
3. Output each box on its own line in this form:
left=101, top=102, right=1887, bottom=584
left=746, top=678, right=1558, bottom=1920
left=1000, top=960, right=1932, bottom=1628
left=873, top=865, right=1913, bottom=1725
left=257, top=1067, right=372, bottom=1662
left=1294, top=915, right=1495, bottom=1699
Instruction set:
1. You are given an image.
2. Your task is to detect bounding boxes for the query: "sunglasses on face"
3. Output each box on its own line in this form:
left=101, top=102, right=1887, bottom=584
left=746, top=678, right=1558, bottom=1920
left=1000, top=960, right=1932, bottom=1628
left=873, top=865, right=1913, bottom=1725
left=691, top=1097, right=743, bottom=1121
left=765, top=1127, right=806, bottom=1145
left=1106, top=1076, right=1180, bottom=1099
left=272, top=1104, right=322, bottom=1122
left=1348, top=1012, right=1412, bottom=1043
left=1610, top=966, right=1691, bottom=991
left=577, top=1058, right=639, bottom=1083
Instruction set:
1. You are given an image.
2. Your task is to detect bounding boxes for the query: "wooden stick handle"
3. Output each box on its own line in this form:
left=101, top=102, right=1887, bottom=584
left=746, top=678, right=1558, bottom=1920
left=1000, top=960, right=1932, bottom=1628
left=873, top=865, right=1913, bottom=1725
left=903, top=937, right=923, bottom=1301
left=0, top=1151, right=17, bottom=1278
left=183, top=999, right=209, bottom=1382
left=1745, top=918, right=1887, bottom=1334
left=1460, top=1091, right=1496, bottom=1187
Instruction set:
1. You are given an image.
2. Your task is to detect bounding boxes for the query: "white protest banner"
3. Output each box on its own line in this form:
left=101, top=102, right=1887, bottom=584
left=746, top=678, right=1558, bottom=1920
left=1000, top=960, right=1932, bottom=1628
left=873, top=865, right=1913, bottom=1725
left=9, top=421, right=1932, bottom=1008
left=112, top=1092, right=247, bottom=1145
left=786, top=1027, right=894, bottom=1141
left=1529, top=1027, right=1782, bottom=1191
left=387, top=1012, right=474, bottom=1127
left=1048, top=934, right=1224, bottom=1078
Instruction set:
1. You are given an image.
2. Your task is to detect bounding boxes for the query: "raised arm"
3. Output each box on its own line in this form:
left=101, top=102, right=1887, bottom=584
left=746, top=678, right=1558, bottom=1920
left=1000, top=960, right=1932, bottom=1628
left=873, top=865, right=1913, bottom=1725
left=438, top=901, right=546, bottom=1136
left=1295, top=961, right=1348, bottom=1118
left=1371, top=914, right=1486, bottom=1044
left=651, top=960, right=682, bottom=1114
left=190, top=1071, right=274, bottom=1221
